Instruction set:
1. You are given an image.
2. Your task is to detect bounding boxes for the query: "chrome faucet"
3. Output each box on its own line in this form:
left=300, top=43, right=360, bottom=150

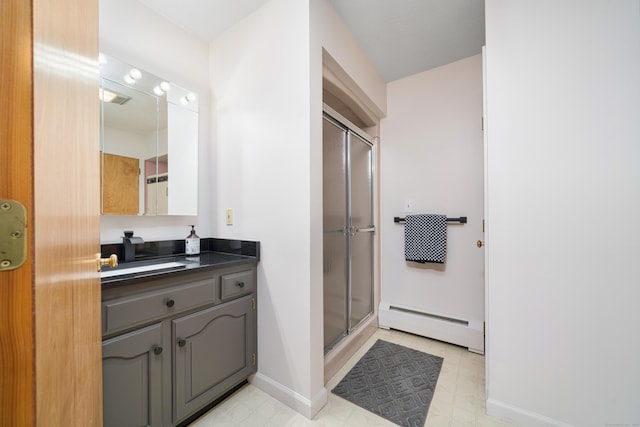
left=122, top=231, right=144, bottom=262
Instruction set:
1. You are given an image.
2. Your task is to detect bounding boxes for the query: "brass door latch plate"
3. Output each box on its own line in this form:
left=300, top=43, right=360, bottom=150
left=0, top=200, right=27, bottom=271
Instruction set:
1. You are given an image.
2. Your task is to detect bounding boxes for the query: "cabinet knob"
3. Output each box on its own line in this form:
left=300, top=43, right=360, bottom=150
left=177, top=339, right=186, bottom=347
left=165, top=299, right=175, bottom=308
left=152, top=345, right=163, bottom=355
left=237, top=281, right=245, bottom=288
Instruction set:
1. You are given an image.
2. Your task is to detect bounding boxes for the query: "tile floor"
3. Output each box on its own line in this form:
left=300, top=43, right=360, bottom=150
left=190, top=328, right=514, bottom=427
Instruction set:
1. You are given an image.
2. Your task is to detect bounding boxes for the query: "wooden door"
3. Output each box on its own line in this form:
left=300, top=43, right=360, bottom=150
left=1, top=0, right=102, bottom=425
left=102, top=152, right=140, bottom=215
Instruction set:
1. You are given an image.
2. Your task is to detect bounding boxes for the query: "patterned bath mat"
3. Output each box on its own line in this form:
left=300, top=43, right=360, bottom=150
left=331, top=339, right=443, bottom=427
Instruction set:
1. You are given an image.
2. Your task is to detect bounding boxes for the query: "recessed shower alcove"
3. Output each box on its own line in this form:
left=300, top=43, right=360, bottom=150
left=321, top=50, right=382, bottom=383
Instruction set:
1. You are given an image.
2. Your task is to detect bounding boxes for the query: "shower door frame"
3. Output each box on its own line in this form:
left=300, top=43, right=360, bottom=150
left=323, top=104, right=375, bottom=353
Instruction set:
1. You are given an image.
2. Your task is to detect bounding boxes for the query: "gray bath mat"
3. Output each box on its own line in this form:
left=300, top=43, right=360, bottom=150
left=331, top=339, right=443, bottom=427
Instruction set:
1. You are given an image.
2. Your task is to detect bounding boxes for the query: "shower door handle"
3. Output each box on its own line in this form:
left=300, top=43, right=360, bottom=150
left=323, top=228, right=347, bottom=235
left=345, top=226, right=375, bottom=237
left=356, top=227, right=375, bottom=233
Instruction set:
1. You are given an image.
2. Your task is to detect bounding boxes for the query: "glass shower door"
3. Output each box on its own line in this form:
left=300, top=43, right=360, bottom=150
left=348, top=133, right=374, bottom=329
left=323, top=110, right=374, bottom=353
left=323, top=118, right=348, bottom=349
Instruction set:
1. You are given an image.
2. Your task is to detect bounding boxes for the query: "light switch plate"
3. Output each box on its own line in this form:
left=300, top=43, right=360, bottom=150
left=404, top=200, right=413, bottom=213
left=226, top=208, right=233, bottom=226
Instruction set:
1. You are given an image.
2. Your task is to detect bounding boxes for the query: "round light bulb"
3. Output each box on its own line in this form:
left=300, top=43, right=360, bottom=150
left=98, top=53, right=106, bottom=66
left=180, top=93, right=196, bottom=105
left=159, top=81, right=171, bottom=92
left=123, top=74, right=136, bottom=85
left=128, top=68, right=142, bottom=80
left=153, top=86, right=164, bottom=96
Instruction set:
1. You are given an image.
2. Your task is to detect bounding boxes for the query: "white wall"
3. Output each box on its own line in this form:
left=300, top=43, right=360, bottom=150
left=99, top=0, right=212, bottom=242
left=379, top=55, right=485, bottom=341
left=485, top=1, right=640, bottom=425
left=208, top=0, right=386, bottom=417
left=208, top=0, right=326, bottom=417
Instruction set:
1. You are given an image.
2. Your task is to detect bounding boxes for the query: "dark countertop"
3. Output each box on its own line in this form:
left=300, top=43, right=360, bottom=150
left=100, top=238, right=260, bottom=289
left=101, top=251, right=258, bottom=289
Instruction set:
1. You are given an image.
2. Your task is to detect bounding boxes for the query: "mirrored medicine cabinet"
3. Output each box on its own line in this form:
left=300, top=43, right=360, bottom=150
left=100, top=53, right=198, bottom=216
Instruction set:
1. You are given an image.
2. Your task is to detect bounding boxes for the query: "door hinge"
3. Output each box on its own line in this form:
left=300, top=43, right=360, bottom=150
left=481, top=116, right=484, bottom=131
left=252, top=298, right=256, bottom=310
left=0, top=200, right=27, bottom=271
left=252, top=353, right=256, bottom=365
left=483, top=322, right=486, bottom=336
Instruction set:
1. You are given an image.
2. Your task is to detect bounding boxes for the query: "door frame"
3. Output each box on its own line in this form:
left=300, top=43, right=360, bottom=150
left=482, top=45, right=490, bottom=399
left=0, top=2, right=35, bottom=423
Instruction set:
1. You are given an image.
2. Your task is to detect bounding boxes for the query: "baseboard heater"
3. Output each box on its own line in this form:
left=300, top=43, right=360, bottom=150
left=379, top=302, right=484, bottom=354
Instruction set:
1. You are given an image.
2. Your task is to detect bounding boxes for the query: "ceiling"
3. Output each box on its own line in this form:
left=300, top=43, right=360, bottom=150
left=328, top=0, right=485, bottom=82
left=139, top=0, right=485, bottom=82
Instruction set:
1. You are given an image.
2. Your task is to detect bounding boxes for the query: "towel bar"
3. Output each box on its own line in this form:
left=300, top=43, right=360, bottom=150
left=394, top=216, right=467, bottom=224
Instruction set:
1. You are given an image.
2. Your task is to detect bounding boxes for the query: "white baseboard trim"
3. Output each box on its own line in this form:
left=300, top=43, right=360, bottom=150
left=379, top=302, right=484, bottom=353
left=251, top=372, right=328, bottom=419
left=486, top=398, right=575, bottom=427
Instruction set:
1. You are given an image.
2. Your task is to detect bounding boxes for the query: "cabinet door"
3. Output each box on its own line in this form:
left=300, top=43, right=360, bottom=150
left=102, top=323, right=163, bottom=427
left=172, top=295, right=256, bottom=423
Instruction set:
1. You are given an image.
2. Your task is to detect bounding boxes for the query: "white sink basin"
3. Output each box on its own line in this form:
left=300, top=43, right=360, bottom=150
left=100, top=261, right=186, bottom=278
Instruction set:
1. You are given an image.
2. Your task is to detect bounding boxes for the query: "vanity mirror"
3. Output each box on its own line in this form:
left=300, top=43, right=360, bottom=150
left=100, top=53, right=198, bottom=216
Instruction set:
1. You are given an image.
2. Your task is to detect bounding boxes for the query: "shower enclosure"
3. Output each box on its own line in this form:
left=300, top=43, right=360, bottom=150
left=323, top=105, right=374, bottom=353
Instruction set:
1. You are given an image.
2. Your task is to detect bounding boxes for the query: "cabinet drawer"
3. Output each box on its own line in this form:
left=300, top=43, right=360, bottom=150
left=220, top=270, right=254, bottom=300
left=103, top=277, right=217, bottom=335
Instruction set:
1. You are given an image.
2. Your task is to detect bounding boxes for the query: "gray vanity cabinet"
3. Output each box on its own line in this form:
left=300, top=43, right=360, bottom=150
left=102, top=265, right=257, bottom=427
left=102, top=323, right=164, bottom=427
left=172, top=294, right=256, bottom=423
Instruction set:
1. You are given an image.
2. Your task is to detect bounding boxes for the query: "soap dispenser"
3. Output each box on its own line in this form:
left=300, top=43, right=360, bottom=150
left=185, top=225, right=200, bottom=255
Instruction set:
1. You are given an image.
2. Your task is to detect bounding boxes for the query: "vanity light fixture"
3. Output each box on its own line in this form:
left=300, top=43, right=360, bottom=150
left=180, top=92, right=197, bottom=105
left=153, top=81, right=172, bottom=96
left=123, top=68, right=142, bottom=84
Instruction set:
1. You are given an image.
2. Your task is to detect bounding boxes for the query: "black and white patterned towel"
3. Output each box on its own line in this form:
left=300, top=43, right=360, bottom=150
left=404, top=214, right=447, bottom=263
